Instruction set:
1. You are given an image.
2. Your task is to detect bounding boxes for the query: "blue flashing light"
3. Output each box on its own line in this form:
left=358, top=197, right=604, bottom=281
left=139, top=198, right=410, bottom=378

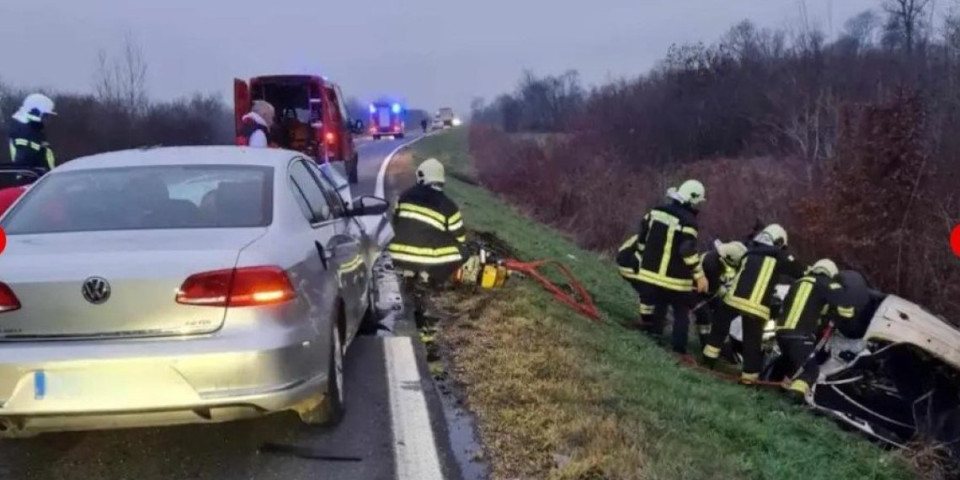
left=369, top=104, right=377, bottom=114
left=391, top=103, right=401, bottom=114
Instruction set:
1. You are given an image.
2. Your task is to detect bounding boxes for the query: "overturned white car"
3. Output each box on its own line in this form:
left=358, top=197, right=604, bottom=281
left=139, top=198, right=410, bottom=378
left=725, top=280, right=960, bottom=454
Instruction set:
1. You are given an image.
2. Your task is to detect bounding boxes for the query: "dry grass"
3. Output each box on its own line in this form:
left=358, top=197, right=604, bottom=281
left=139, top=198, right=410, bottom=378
left=433, top=288, right=648, bottom=480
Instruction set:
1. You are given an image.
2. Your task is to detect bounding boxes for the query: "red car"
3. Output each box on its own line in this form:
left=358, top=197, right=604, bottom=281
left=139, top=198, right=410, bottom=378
left=234, top=75, right=365, bottom=184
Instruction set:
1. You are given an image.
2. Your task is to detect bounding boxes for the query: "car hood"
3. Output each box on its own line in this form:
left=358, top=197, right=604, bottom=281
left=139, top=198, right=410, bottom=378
left=865, top=295, right=960, bottom=369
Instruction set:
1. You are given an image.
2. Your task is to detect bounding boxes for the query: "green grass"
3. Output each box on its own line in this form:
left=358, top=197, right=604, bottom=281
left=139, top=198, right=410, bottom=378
left=412, top=129, right=914, bottom=480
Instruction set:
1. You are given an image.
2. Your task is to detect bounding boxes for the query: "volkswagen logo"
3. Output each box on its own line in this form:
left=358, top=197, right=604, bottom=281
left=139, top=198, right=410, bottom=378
left=81, top=277, right=111, bottom=305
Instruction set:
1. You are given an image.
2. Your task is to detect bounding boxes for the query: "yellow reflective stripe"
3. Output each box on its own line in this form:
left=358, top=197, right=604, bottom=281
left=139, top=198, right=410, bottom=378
left=456, top=235, right=466, bottom=243
left=750, top=257, right=777, bottom=304
left=659, top=225, right=676, bottom=275
left=8, top=141, right=14, bottom=161
left=26, top=114, right=42, bottom=122
left=29, top=142, right=41, bottom=151
left=389, top=244, right=461, bottom=256
left=649, top=210, right=679, bottom=225
left=829, top=282, right=842, bottom=290
left=619, top=234, right=638, bottom=253
left=449, top=211, right=462, bottom=224
left=742, top=372, right=759, bottom=383
left=398, top=203, right=446, bottom=223
left=13, top=138, right=29, bottom=147
left=723, top=294, right=771, bottom=320
left=45, top=148, right=55, bottom=169
left=619, top=266, right=640, bottom=278
left=783, top=279, right=814, bottom=330
left=338, top=254, right=364, bottom=273
left=448, top=220, right=464, bottom=231
left=389, top=252, right=463, bottom=265
left=837, top=306, right=855, bottom=318
left=681, top=226, right=698, bottom=237
left=639, top=303, right=655, bottom=315
left=637, top=269, right=693, bottom=292
left=397, top=210, right=445, bottom=231
left=683, top=254, right=699, bottom=266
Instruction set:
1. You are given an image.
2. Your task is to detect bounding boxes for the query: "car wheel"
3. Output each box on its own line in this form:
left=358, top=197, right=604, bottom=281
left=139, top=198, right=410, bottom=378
left=396, top=133, right=405, bottom=139
left=348, top=155, right=359, bottom=184
left=359, top=288, right=379, bottom=335
left=299, top=319, right=345, bottom=426
left=373, top=135, right=380, bottom=140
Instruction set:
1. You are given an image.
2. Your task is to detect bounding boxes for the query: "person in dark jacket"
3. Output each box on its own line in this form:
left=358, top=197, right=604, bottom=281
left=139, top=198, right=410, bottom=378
left=702, top=224, right=807, bottom=384
left=236, top=100, right=275, bottom=147
left=832, top=269, right=878, bottom=339
left=693, top=241, right=747, bottom=349
left=775, top=259, right=851, bottom=396
left=627, top=180, right=708, bottom=354
left=388, top=158, right=468, bottom=285
left=7, top=93, right=57, bottom=172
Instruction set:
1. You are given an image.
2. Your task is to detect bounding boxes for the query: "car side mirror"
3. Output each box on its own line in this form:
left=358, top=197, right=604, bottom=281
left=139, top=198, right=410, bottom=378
left=351, top=119, right=364, bottom=134
left=348, top=195, right=389, bottom=216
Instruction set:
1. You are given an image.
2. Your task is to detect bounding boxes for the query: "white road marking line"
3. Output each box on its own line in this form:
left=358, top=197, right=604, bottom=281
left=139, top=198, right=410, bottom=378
left=384, top=337, right=444, bottom=480
left=375, top=133, right=432, bottom=199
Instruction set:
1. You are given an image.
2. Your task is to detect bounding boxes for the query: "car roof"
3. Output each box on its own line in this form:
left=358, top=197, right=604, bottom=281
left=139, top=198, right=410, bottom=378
left=54, top=146, right=302, bottom=172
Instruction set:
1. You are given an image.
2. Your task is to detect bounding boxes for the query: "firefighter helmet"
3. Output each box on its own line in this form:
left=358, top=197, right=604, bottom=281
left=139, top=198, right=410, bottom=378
left=755, top=223, right=788, bottom=247
left=251, top=100, right=275, bottom=127
left=810, top=259, right=839, bottom=278
left=675, top=179, right=706, bottom=206
left=21, top=93, right=56, bottom=118
left=717, top=241, right=748, bottom=266
left=417, top=158, right=445, bottom=186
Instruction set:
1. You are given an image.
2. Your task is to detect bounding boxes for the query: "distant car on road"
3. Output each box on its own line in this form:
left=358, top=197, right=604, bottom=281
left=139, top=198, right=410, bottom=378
left=0, top=146, right=391, bottom=437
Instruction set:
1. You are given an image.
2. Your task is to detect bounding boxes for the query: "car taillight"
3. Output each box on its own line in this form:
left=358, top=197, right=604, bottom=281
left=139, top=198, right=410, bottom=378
left=0, top=282, right=20, bottom=313
left=325, top=132, right=336, bottom=144
left=176, top=266, right=296, bottom=307
left=393, top=125, right=400, bottom=132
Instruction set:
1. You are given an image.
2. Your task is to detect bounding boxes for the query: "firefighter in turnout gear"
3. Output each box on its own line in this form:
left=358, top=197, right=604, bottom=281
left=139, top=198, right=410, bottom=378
left=776, top=259, right=852, bottom=396
left=693, top=241, right=748, bottom=349
left=702, top=224, right=806, bottom=384
left=629, top=179, right=708, bottom=354
left=388, top=158, right=468, bottom=285
left=7, top=93, right=57, bottom=172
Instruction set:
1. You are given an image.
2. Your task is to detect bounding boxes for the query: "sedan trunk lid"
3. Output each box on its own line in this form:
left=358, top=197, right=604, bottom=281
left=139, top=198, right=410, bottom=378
left=0, top=229, right=267, bottom=340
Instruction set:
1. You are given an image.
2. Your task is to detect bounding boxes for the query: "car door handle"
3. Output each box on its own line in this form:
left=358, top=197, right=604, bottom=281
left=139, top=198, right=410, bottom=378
left=315, top=241, right=332, bottom=270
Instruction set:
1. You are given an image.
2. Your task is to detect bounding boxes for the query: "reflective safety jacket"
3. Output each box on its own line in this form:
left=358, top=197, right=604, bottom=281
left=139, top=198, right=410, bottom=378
left=723, top=244, right=805, bottom=320
left=7, top=119, right=55, bottom=171
left=700, top=249, right=738, bottom=297
left=630, top=201, right=703, bottom=292
left=388, top=184, right=467, bottom=267
left=777, top=273, right=846, bottom=333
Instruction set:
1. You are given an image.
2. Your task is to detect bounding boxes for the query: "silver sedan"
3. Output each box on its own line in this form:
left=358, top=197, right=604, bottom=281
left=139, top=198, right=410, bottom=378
left=0, top=146, right=391, bottom=437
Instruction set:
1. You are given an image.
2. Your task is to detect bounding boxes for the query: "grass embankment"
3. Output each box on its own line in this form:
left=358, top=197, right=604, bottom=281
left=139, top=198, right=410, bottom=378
left=410, top=129, right=913, bottom=480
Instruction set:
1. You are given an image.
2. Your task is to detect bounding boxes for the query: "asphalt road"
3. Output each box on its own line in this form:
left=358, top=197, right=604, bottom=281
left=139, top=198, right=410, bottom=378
left=0, top=131, right=463, bottom=480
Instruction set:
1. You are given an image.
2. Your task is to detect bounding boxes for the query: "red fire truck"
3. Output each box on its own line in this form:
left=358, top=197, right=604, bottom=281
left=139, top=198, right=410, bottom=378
left=234, top=75, right=364, bottom=184
left=368, top=101, right=405, bottom=140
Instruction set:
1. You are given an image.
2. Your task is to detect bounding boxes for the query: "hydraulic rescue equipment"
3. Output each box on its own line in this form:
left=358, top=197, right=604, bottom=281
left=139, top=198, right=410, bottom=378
left=454, top=245, right=601, bottom=321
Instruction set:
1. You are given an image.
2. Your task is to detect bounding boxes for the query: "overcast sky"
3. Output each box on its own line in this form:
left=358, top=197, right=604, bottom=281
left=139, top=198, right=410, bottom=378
left=1, top=1, right=886, bottom=115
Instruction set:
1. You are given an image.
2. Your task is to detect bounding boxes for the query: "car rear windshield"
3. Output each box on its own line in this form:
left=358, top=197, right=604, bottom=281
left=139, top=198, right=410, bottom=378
left=1, top=165, right=274, bottom=234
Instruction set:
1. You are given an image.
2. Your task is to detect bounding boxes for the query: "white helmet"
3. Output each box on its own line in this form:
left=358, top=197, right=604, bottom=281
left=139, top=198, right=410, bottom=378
left=717, top=241, right=748, bottom=266
left=754, top=223, right=788, bottom=247
left=671, top=179, right=705, bottom=206
left=417, top=158, right=445, bottom=186
left=810, top=259, right=839, bottom=278
left=22, top=93, right=57, bottom=118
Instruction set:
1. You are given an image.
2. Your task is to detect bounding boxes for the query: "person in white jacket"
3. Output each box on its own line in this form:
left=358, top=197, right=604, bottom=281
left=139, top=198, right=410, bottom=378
left=238, top=100, right=275, bottom=147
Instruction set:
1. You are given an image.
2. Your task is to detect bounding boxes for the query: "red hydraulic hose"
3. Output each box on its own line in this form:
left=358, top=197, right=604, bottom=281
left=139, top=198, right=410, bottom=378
left=502, top=259, right=601, bottom=321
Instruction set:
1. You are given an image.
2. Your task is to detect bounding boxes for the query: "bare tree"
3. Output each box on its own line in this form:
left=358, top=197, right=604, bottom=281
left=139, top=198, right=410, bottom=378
left=843, top=9, right=882, bottom=49
left=94, top=32, right=148, bottom=116
left=883, top=0, right=932, bottom=53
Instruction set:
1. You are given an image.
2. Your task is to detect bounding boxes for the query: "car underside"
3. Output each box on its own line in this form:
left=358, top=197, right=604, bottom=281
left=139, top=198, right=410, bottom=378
left=724, top=290, right=960, bottom=460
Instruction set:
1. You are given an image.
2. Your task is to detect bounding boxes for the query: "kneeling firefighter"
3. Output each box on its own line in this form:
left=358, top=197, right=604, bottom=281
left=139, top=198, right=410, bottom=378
left=702, top=224, right=806, bottom=384
left=775, top=259, right=853, bottom=396
left=387, top=158, right=469, bottom=285
left=693, top=240, right=748, bottom=349
left=626, top=180, right=708, bottom=354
